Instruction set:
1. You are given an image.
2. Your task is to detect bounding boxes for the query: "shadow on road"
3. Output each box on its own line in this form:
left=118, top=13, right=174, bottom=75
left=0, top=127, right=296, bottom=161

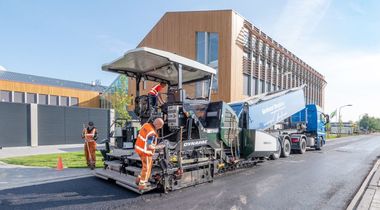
left=0, top=176, right=141, bottom=210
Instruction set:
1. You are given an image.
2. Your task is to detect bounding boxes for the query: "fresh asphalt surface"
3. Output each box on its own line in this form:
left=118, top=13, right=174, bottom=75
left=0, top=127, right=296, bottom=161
left=1, top=134, right=380, bottom=210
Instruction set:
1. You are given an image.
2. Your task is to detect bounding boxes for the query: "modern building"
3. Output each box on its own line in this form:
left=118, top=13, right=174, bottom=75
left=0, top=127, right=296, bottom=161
left=126, top=10, right=326, bottom=107
left=330, top=122, right=356, bottom=134
left=0, top=70, right=106, bottom=108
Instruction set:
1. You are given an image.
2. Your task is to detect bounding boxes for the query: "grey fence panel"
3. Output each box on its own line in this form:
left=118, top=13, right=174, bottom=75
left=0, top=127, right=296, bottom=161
left=64, top=107, right=89, bottom=144
left=0, top=102, right=30, bottom=147
left=88, top=109, right=110, bottom=142
left=38, top=106, right=110, bottom=145
left=1, top=102, right=109, bottom=147
left=38, top=105, right=66, bottom=145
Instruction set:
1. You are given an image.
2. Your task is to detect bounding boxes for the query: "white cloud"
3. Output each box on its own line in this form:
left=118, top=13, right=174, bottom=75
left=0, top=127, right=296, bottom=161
left=96, top=34, right=133, bottom=55
left=273, top=0, right=332, bottom=50
left=302, top=47, right=380, bottom=122
left=348, top=1, right=366, bottom=15
left=271, top=0, right=380, bottom=122
left=0, top=65, right=6, bottom=71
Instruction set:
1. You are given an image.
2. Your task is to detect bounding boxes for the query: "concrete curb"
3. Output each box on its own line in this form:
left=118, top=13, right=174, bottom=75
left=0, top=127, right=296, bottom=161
left=347, top=159, right=380, bottom=210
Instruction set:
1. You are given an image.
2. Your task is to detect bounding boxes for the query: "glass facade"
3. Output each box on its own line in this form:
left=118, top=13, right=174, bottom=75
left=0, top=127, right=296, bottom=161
left=0, top=90, right=11, bottom=102
left=100, top=75, right=128, bottom=109
left=71, top=97, right=79, bottom=106
left=195, top=32, right=219, bottom=97
left=38, top=94, right=48, bottom=105
left=27, top=93, right=37, bottom=104
left=243, top=74, right=250, bottom=96
left=60, top=96, right=69, bottom=106
left=0, top=90, right=81, bottom=107
left=50, top=95, right=58, bottom=106
left=14, top=92, right=24, bottom=103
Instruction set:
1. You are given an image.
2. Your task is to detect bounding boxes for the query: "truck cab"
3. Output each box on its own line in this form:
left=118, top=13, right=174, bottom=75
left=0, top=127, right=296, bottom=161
left=289, top=104, right=329, bottom=152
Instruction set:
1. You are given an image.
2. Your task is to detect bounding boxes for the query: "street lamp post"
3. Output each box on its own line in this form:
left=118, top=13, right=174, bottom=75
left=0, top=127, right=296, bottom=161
left=338, top=104, right=353, bottom=137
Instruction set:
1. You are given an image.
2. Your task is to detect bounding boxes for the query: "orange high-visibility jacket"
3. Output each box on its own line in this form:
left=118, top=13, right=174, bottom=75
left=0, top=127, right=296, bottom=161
left=82, top=128, right=97, bottom=142
left=135, top=123, right=158, bottom=156
left=148, top=84, right=163, bottom=96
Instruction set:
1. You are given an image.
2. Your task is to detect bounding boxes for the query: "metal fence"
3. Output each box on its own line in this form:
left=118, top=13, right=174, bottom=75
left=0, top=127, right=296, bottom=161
left=0, top=102, right=30, bottom=147
left=0, top=102, right=110, bottom=147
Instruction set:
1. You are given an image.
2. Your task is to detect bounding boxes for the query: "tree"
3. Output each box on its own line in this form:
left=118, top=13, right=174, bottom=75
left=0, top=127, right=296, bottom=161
left=359, top=114, right=380, bottom=132
left=110, top=75, right=132, bottom=121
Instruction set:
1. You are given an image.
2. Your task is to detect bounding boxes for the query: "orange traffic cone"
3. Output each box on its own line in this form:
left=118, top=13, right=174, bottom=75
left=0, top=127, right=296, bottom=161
left=56, top=156, right=64, bottom=171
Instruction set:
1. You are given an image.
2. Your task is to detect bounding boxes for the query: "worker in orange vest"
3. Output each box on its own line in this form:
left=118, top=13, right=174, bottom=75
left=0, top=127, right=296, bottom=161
left=148, top=82, right=166, bottom=111
left=82, top=121, right=98, bottom=170
left=134, top=118, right=164, bottom=190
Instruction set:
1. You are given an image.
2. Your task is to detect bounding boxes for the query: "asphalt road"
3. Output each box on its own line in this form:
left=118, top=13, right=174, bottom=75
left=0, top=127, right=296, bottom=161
left=1, top=134, right=380, bottom=210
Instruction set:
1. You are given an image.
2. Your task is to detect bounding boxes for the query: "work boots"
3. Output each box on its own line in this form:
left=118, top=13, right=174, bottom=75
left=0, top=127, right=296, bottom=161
left=135, top=176, right=141, bottom=185
left=89, top=164, right=95, bottom=170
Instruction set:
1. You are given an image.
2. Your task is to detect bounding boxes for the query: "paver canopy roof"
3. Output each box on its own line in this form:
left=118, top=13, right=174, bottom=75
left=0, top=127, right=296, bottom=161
left=102, top=47, right=216, bottom=85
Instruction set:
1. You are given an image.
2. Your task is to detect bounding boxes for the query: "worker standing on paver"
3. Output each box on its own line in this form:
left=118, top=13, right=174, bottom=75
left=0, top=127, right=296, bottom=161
left=134, top=118, right=164, bottom=190
left=82, top=121, right=98, bottom=170
left=148, top=82, right=166, bottom=111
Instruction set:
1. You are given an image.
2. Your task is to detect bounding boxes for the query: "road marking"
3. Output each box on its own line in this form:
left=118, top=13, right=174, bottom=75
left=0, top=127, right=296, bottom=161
left=0, top=182, right=8, bottom=184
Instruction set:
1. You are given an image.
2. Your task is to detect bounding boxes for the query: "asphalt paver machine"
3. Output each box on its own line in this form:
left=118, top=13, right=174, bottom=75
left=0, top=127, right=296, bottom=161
left=95, top=47, right=305, bottom=194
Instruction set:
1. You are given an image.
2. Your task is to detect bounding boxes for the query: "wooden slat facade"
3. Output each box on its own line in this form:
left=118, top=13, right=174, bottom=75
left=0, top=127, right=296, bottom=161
left=127, top=10, right=326, bottom=107
left=0, top=80, right=100, bottom=107
left=129, top=10, right=233, bottom=102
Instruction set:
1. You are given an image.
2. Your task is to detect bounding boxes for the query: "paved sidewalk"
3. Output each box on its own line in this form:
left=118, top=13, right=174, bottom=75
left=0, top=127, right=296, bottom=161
left=348, top=159, right=380, bottom=210
left=0, top=144, right=85, bottom=158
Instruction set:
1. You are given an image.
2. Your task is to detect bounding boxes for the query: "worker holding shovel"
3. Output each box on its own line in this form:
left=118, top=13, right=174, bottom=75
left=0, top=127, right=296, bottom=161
left=82, top=121, right=98, bottom=170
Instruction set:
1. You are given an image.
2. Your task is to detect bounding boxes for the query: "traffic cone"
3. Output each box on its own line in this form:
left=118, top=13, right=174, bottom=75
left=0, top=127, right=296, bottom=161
left=56, top=156, right=64, bottom=171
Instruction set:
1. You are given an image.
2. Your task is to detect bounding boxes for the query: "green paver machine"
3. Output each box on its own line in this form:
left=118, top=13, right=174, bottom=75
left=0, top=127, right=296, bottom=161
left=95, top=47, right=304, bottom=194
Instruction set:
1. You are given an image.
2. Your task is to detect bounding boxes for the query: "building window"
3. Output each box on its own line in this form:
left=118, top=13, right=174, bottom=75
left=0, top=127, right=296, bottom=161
left=196, top=32, right=206, bottom=64
left=14, top=92, right=25, bottom=103
left=208, top=33, right=219, bottom=65
left=71, top=97, right=79, bottom=106
left=253, top=78, right=257, bottom=95
left=0, top=90, right=11, bottom=102
left=50, top=95, right=59, bottom=106
left=60, top=96, right=69, bottom=106
left=260, top=80, right=265, bottom=94
left=26, top=93, right=37, bottom=104
left=196, top=31, right=219, bottom=96
left=38, top=94, right=48, bottom=105
left=243, top=74, right=251, bottom=96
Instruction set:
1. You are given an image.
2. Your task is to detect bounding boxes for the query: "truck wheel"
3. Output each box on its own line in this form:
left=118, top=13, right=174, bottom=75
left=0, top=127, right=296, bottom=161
left=270, top=138, right=281, bottom=160
left=281, top=138, right=291, bottom=158
left=299, top=138, right=307, bottom=154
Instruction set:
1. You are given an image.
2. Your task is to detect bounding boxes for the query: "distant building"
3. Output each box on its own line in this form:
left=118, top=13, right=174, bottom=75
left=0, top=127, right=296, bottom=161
left=330, top=122, right=355, bottom=134
left=0, top=70, right=106, bottom=108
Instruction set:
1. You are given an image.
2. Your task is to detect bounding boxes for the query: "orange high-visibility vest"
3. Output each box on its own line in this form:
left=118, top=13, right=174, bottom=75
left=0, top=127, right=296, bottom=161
left=148, top=84, right=162, bottom=96
left=135, top=123, right=158, bottom=156
left=83, top=128, right=96, bottom=142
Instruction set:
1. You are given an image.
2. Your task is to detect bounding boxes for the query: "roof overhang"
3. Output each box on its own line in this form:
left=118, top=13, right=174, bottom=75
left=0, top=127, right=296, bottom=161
left=102, top=47, right=216, bottom=85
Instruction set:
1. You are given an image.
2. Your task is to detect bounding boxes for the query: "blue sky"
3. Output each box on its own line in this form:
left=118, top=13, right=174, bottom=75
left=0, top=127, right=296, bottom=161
left=1, top=0, right=380, bottom=121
